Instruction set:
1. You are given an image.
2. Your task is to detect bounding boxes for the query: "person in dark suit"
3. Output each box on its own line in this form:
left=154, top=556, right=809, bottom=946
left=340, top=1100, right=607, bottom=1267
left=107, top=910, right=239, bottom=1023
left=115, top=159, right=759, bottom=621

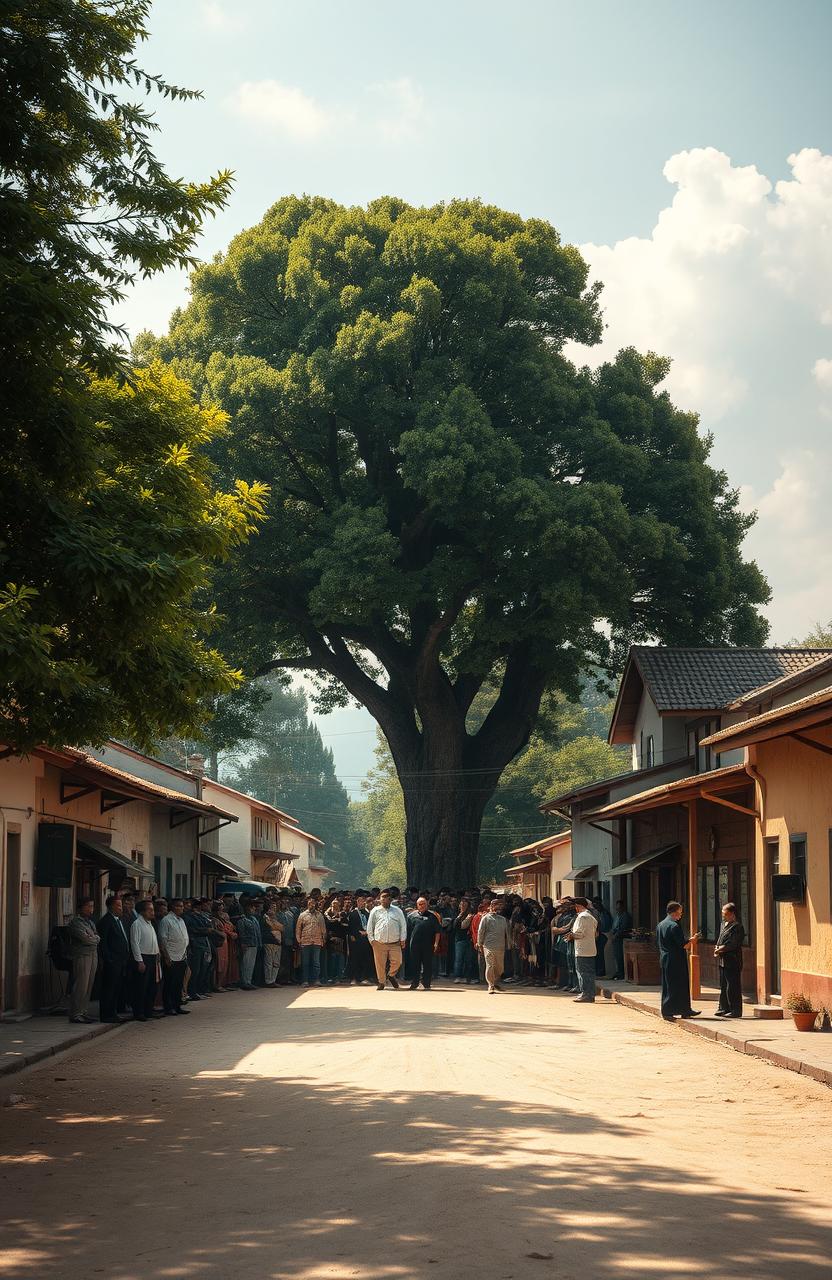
left=407, top=897, right=441, bottom=990
left=656, top=901, right=701, bottom=1021
left=96, top=895, right=130, bottom=1023
left=714, top=902, right=745, bottom=1018
left=347, top=892, right=373, bottom=984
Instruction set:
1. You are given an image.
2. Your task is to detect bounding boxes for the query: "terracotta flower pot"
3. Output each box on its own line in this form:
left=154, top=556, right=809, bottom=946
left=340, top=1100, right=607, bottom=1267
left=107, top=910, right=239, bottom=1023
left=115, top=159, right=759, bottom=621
left=791, top=1010, right=817, bottom=1032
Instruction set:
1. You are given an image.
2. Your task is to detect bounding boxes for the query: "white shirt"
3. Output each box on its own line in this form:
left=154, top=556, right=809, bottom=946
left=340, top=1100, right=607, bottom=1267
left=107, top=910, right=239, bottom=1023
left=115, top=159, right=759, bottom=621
left=571, top=909, right=598, bottom=958
left=130, top=915, right=160, bottom=963
left=157, top=913, right=189, bottom=962
left=367, top=904, right=407, bottom=944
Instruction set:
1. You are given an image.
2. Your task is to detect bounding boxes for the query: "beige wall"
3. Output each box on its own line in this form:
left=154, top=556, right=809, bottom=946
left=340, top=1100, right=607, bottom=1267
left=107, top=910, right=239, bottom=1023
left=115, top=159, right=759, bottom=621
left=753, top=734, right=832, bottom=1009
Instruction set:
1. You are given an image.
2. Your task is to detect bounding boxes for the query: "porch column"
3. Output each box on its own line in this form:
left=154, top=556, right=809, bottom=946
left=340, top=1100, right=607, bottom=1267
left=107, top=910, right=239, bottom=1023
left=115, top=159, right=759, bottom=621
left=687, top=798, right=700, bottom=998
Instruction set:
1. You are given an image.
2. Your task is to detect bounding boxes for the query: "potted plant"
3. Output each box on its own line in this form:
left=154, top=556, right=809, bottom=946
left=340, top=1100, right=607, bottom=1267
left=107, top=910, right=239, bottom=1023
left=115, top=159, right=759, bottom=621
left=785, top=992, right=817, bottom=1031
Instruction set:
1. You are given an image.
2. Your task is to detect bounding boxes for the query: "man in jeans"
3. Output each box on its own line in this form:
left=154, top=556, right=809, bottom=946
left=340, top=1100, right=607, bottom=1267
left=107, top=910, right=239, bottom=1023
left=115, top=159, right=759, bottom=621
left=296, top=896, right=328, bottom=986
left=236, top=901, right=261, bottom=989
left=568, top=896, right=598, bottom=1003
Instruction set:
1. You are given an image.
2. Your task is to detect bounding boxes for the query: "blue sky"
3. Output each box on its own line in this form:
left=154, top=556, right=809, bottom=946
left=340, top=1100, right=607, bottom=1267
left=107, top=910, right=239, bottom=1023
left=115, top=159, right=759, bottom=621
left=121, top=1, right=832, bottom=789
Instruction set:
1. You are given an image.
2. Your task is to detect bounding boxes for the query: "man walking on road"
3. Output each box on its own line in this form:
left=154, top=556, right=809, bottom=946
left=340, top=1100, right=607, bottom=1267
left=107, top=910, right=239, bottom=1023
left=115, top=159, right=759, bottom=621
left=657, top=901, right=701, bottom=1021
left=714, top=902, right=745, bottom=1019
left=408, top=897, right=440, bottom=990
left=367, top=889, right=407, bottom=990
left=158, top=898, right=190, bottom=1015
left=477, top=898, right=510, bottom=993
left=68, top=898, right=99, bottom=1023
left=567, top=897, right=598, bottom=1003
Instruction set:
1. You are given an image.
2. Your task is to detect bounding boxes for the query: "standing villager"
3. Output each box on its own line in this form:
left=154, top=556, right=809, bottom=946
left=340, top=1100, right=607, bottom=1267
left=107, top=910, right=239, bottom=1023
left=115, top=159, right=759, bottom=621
left=592, top=896, right=613, bottom=978
left=184, top=898, right=214, bottom=1000
left=366, top=889, right=407, bottom=990
left=157, top=898, right=190, bottom=1016
left=324, top=898, right=349, bottom=984
left=296, top=897, right=328, bottom=987
left=451, top=897, right=476, bottom=983
left=551, top=898, right=577, bottom=991
left=610, top=899, right=633, bottom=981
left=236, top=902, right=261, bottom=990
left=477, top=898, right=510, bottom=994
left=567, top=897, right=598, bottom=1003
left=656, top=901, right=701, bottom=1021
left=96, top=895, right=130, bottom=1023
left=408, top=897, right=440, bottom=990
left=714, top=902, right=745, bottom=1019
left=129, top=899, right=161, bottom=1022
left=347, top=892, right=373, bottom=984
left=260, top=901, right=283, bottom=987
left=68, top=898, right=99, bottom=1023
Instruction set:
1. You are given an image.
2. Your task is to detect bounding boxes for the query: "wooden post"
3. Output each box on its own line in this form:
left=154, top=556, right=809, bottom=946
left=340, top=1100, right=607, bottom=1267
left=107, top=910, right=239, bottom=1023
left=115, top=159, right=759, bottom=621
left=687, top=798, right=701, bottom=999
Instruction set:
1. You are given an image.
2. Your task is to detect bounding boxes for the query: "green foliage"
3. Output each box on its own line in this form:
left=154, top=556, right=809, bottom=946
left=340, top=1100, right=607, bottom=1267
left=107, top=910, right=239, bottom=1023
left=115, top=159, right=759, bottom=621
left=219, top=680, right=371, bottom=887
left=0, top=1, right=249, bottom=752
left=349, top=735, right=407, bottom=888
left=144, top=194, right=770, bottom=881
left=792, top=621, right=832, bottom=648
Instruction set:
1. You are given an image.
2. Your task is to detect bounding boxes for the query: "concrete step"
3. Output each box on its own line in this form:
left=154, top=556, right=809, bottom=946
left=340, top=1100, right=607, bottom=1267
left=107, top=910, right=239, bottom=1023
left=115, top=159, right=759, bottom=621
left=751, top=1004, right=783, bottom=1019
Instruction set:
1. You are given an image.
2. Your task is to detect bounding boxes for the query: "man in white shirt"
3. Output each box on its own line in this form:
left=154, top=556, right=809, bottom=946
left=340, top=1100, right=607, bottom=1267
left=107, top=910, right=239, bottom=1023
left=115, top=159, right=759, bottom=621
left=569, top=896, right=598, bottom=1004
left=130, top=899, right=161, bottom=1022
left=366, top=889, right=407, bottom=990
left=157, top=898, right=191, bottom=1016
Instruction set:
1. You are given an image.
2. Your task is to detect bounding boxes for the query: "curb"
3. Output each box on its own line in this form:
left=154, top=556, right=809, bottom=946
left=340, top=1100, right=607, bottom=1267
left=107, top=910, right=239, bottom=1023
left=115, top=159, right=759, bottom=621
left=599, top=985, right=832, bottom=1089
left=0, top=1020, right=123, bottom=1079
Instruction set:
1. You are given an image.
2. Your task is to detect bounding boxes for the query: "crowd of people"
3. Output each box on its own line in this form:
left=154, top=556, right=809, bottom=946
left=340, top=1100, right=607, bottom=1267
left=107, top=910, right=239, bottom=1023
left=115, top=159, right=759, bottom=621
left=63, top=884, right=636, bottom=1022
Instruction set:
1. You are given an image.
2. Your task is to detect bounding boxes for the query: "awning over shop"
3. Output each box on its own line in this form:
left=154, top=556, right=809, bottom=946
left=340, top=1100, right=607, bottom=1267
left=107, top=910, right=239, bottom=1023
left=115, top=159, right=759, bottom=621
left=562, top=865, right=598, bottom=881
left=77, top=838, right=152, bottom=881
left=263, top=859, right=302, bottom=887
left=609, top=844, right=681, bottom=876
left=585, top=764, right=752, bottom=820
left=504, top=858, right=549, bottom=876
left=308, top=864, right=335, bottom=876
left=200, top=850, right=249, bottom=879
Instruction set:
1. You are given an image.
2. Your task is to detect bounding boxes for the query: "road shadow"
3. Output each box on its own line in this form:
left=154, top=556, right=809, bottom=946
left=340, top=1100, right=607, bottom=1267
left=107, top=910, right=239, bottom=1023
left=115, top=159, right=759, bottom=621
left=1, top=1024, right=830, bottom=1279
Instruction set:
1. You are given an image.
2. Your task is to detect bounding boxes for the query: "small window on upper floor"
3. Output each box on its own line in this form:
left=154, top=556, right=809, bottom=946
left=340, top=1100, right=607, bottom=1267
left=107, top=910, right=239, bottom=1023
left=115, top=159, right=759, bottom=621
left=646, top=735, right=655, bottom=768
left=791, top=834, right=808, bottom=886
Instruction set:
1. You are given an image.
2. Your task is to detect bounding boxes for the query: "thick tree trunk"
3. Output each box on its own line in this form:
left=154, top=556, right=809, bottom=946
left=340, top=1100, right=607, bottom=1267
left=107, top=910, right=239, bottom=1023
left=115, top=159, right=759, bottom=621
left=402, top=774, right=495, bottom=889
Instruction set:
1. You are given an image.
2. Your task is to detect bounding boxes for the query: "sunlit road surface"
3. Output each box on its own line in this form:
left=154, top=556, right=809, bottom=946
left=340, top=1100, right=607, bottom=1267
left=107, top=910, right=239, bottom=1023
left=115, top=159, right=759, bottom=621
left=1, top=983, right=831, bottom=1279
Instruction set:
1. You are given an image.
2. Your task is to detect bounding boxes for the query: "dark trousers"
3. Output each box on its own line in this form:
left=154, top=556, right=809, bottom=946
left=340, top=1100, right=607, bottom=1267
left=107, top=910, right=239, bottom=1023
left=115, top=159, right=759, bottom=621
left=131, top=955, right=158, bottom=1019
left=349, top=938, right=373, bottom=982
left=595, top=933, right=607, bottom=976
left=188, top=942, right=212, bottom=996
left=163, top=958, right=187, bottom=1012
left=660, top=956, right=692, bottom=1017
left=99, top=960, right=126, bottom=1020
left=717, top=965, right=743, bottom=1016
left=410, top=944, right=434, bottom=989
left=612, top=936, right=626, bottom=979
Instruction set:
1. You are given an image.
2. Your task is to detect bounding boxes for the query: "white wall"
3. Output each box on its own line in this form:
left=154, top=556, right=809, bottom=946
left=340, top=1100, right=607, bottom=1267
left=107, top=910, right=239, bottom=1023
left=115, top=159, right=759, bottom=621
left=202, top=782, right=252, bottom=876
left=93, top=743, right=198, bottom=796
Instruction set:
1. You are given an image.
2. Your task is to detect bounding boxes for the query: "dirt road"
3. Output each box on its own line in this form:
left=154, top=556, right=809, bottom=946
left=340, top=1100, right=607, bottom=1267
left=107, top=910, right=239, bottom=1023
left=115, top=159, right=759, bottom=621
left=1, top=984, right=831, bottom=1279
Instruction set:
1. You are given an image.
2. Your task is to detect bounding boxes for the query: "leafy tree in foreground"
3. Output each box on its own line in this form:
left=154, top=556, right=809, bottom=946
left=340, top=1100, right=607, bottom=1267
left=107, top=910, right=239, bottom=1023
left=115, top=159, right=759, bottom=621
left=146, top=196, right=770, bottom=886
left=0, top=2, right=242, bottom=751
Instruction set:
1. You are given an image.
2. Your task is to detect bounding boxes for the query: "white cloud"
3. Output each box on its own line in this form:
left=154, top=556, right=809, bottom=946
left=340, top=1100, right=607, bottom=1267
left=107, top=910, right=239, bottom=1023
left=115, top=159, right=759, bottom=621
left=813, top=357, right=832, bottom=391
left=367, top=76, right=426, bottom=142
left=574, top=147, right=832, bottom=638
left=200, top=1, right=244, bottom=31
left=229, top=80, right=333, bottom=141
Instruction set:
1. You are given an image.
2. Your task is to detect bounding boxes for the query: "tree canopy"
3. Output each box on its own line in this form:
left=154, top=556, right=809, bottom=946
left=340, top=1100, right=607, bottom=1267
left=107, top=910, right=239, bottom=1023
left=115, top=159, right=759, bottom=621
left=142, top=195, right=770, bottom=885
left=0, top=2, right=262, bottom=752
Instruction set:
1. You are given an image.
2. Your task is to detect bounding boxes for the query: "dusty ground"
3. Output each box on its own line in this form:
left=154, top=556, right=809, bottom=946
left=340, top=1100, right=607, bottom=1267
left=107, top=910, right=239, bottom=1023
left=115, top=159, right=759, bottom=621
left=1, top=983, right=831, bottom=1280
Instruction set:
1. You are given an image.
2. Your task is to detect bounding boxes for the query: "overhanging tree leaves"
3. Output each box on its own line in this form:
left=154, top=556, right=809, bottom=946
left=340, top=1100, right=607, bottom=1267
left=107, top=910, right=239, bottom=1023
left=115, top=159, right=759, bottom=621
left=146, top=196, right=770, bottom=886
left=0, top=1, right=253, bottom=752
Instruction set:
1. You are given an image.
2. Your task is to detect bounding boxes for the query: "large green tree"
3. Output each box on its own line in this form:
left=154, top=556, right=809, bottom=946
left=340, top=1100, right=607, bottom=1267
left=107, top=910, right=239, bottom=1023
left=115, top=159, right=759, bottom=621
left=0, top=2, right=252, bottom=752
left=146, top=196, right=769, bottom=886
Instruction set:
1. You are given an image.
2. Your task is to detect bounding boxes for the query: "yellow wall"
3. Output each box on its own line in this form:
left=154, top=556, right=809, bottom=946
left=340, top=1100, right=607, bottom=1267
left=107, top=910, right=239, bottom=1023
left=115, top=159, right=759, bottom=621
left=753, top=733, right=832, bottom=1008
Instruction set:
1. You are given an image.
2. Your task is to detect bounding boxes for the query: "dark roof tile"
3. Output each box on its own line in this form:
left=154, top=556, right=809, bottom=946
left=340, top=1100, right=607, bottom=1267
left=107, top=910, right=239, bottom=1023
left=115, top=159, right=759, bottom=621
left=631, top=647, right=832, bottom=712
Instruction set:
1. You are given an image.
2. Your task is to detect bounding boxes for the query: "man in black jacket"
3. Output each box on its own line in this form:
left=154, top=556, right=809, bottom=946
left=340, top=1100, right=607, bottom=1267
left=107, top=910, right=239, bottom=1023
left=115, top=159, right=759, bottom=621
left=347, top=891, right=373, bottom=984
left=407, top=897, right=440, bottom=990
left=97, top=895, right=130, bottom=1023
left=714, top=902, right=745, bottom=1018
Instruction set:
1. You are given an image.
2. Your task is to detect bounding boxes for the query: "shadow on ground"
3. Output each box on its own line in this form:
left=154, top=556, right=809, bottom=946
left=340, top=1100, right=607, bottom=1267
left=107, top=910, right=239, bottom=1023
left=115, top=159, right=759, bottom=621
left=0, top=994, right=829, bottom=1279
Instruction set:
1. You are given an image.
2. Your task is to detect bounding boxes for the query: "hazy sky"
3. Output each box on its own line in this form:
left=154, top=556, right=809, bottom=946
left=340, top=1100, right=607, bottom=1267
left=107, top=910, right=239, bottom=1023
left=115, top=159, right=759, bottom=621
left=120, top=0, right=832, bottom=789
